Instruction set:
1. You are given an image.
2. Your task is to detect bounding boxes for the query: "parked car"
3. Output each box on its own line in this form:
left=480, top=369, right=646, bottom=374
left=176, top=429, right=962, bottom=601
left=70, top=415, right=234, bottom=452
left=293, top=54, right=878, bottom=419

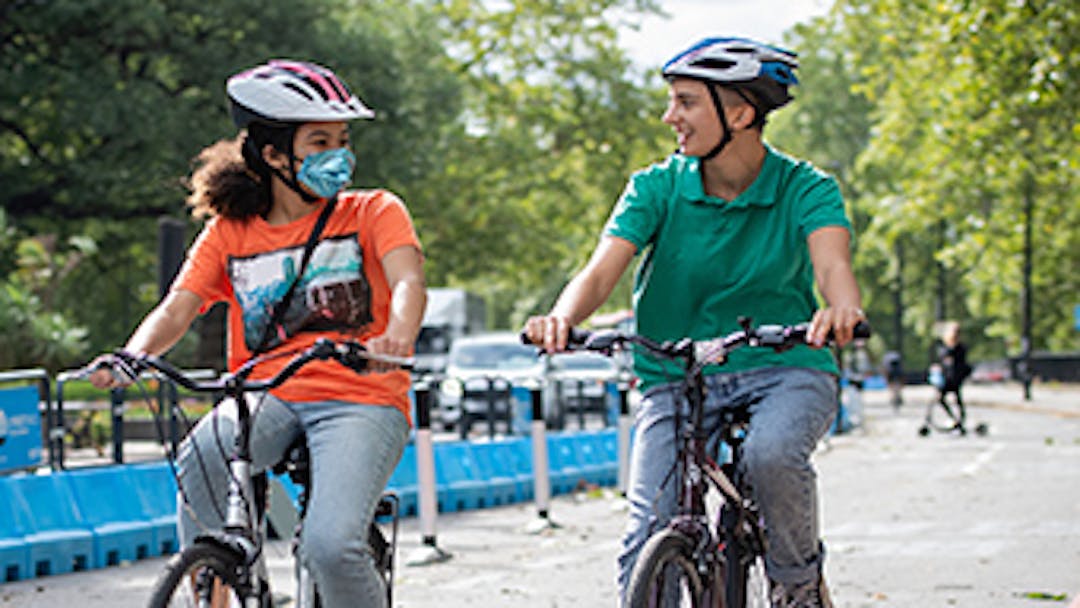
left=970, top=359, right=1010, bottom=383
left=437, top=332, right=551, bottom=435
left=547, top=352, right=619, bottom=429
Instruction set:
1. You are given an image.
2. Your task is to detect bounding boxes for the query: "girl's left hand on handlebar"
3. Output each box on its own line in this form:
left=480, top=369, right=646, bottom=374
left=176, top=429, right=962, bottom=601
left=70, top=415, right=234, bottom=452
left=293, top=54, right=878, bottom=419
left=807, top=306, right=865, bottom=348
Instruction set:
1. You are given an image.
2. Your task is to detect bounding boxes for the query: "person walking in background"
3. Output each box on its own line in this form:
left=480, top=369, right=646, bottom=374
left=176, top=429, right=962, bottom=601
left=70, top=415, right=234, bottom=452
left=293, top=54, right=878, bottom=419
left=935, top=320, right=972, bottom=432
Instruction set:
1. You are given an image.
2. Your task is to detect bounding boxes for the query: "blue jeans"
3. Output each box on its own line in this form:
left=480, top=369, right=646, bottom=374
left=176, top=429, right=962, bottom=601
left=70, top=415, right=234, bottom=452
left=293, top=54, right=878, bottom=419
left=176, top=394, right=409, bottom=608
left=617, top=367, right=837, bottom=603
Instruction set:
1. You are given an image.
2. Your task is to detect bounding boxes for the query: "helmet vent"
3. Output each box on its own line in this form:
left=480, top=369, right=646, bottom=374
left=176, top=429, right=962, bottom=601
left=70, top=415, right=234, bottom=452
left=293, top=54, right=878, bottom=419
left=691, top=58, right=736, bottom=70
left=283, top=82, right=315, bottom=101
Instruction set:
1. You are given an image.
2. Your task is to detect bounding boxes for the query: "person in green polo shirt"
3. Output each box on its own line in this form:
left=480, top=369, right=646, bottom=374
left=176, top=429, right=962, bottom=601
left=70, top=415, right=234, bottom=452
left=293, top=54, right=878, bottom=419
left=523, top=37, right=864, bottom=608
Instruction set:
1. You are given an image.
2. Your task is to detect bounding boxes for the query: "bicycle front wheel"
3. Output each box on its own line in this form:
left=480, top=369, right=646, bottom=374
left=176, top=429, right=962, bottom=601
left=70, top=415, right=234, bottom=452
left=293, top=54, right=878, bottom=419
left=723, top=548, right=770, bottom=608
left=147, top=541, right=267, bottom=608
left=626, top=529, right=722, bottom=608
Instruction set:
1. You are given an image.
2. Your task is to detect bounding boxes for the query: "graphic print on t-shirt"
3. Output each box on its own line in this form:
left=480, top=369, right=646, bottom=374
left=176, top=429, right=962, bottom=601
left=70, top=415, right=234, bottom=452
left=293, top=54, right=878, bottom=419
left=228, top=233, right=373, bottom=352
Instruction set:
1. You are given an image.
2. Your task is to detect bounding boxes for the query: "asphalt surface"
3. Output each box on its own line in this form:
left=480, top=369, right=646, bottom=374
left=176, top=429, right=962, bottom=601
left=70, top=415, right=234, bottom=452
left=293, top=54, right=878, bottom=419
left=2, top=382, right=1078, bottom=607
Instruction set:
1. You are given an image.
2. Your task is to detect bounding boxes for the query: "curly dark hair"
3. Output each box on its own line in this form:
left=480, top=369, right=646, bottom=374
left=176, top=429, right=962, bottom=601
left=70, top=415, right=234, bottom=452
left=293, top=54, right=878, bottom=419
left=185, top=123, right=296, bottom=219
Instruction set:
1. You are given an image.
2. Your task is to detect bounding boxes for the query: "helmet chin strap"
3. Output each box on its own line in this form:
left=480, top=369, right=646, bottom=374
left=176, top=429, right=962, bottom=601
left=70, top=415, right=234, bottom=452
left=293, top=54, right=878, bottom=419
left=267, top=164, right=320, bottom=204
left=273, top=137, right=321, bottom=204
left=244, top=128, right=321, bottom=204
left=700, top=83, right=733, bottom=161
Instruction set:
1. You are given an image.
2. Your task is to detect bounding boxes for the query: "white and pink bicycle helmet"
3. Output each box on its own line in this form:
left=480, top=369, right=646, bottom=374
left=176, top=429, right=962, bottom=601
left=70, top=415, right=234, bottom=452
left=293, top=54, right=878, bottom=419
left=227, top=59, right=375, bottom=128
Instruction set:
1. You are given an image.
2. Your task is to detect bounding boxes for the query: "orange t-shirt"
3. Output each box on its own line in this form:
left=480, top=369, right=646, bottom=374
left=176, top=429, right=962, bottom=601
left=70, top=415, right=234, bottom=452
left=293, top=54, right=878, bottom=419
left=174, top=189, right=421, bottom=422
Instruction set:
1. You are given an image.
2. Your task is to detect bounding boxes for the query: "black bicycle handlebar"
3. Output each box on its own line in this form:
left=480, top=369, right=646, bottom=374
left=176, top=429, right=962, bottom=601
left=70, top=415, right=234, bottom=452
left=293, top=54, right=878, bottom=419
left=523, top=318, right=871, bottom=367
left=85, top=338, right=414, bottom=394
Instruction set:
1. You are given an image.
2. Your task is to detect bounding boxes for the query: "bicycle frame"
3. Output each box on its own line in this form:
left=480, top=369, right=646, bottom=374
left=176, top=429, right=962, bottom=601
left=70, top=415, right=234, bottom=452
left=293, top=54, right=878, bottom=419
left=668, top=342, right=767, bottom=608
left=541, top=317, right=870, bottom=607
left=92, top=338, right=412, bottom=607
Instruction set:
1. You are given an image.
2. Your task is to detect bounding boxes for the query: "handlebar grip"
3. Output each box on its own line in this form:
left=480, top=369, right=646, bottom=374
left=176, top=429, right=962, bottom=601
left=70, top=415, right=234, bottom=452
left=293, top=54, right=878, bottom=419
left=852, top=320, right=872, bottom=340
left=567, top=327, right=592, bottom=347
left=519, top=327, right=593, bottom=349
left=821, top=320, right=872, bottom=343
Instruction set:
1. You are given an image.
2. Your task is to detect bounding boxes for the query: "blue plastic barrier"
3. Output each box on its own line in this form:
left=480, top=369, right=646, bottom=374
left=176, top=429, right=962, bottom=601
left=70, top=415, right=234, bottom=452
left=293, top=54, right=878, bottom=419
left=475, top=438, right=532, bottom=502
left=6, top=473, right=94, bottom=577
left=546, top=433, right=586, bottom=494
left=433, top=443, right=490, bottom=512
left=386, top=443, right=419, bottom=517
left=583, top=431, right=617, bottom=490
left=0, top=428, right=628, bottom=581
left=0, top=478, right=30, bottom=582
left=505, top=438, right=536, bottom=501
left=64, top=466, right=156, bottom=566
left=468, top=441, right=519, bottom=507
left=126, top=461, right=179, bottom=556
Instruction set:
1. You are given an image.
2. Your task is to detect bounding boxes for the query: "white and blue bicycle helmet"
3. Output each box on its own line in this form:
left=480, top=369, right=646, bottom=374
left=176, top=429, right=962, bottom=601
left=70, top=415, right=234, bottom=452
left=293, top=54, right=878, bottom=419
left=663, top=38, right=799, bottom=158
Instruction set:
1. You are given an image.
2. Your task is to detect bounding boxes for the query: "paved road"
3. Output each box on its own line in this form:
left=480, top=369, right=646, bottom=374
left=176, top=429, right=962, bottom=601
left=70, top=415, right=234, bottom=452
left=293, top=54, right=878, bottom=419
left=2, top=383, right=1078, bottom=607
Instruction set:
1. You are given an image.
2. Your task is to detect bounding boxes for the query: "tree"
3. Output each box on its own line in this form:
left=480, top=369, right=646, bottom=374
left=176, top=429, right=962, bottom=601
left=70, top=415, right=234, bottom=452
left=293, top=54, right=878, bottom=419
left=1, top=0, right=465, bottom=361
left=838, top=0, right=1079, bottom=356
left=0, top=210, right=93, bottom=371
left=417, top=0, right=669, bottom=327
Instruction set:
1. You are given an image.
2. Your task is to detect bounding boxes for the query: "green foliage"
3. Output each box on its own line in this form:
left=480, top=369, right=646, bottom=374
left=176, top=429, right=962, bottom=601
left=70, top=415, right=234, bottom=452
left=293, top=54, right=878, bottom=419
left=418, top=0, right=668, bottom=327
left=846, top=0, right=1079, bottom=356
left=768, top=0, right=1079, bottom=364
left=0, top=213, right=93, bottom=371
left=2, top=0, right=1075, bottom=374
left=1, top=0, right=466, bottom=361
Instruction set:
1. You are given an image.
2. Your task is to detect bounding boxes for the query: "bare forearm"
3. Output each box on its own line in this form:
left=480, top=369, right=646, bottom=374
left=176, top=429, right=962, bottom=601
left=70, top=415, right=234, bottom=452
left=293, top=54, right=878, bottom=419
left=124, top=290, right=202, bottom=355
left=376, top=245, right=427, bottom=355
left=385, top=275, right=426, bottom=344
left=525, top=236, right=635, bottom=353
left=816, top=260, right=862, bottom=310
left=551, top=271, right=616, bottom=326
left=550, top=236, right=636, bottom=324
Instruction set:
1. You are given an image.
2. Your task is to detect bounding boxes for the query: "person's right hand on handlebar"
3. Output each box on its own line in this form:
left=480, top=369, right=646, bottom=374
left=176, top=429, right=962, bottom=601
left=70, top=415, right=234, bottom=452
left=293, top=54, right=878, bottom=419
left=86, top=354, right=135, bottom=390
left=523, top=314, right=574, bottom=354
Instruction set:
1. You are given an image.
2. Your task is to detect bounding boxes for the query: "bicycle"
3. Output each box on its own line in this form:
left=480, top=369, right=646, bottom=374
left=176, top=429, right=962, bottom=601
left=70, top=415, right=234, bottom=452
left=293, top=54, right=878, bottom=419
left=531, top=317, right=869, bottom=608
left=79, top=337, right=411, bottom=607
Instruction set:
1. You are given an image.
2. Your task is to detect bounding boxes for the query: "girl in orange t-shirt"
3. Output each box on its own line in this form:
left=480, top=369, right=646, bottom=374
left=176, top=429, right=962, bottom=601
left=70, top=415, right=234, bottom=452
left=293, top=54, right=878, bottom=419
left=88, top=59, right=425, bottom=607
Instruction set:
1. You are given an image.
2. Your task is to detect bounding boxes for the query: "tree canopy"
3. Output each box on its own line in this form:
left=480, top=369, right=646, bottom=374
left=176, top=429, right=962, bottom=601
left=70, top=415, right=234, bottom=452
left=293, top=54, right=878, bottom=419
left=1, top=0, right=1076, bottom=373
left=772, top=0, right=1078, bottom=364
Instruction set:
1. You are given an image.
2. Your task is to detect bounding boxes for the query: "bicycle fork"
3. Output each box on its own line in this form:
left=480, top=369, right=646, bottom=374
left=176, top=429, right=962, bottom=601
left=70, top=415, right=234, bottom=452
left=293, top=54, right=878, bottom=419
left=220, top=458, right=270, bottom=608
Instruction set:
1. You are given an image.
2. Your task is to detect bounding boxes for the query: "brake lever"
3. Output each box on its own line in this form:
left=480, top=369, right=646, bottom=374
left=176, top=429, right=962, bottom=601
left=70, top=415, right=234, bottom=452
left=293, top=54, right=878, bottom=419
left=337, top=342, right=370, bottom=374
left=82, top=352, right=140, bottom=384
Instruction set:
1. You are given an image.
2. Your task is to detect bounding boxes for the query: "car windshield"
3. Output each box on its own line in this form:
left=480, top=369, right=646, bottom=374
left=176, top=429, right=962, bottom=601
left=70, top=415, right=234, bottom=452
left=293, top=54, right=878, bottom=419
left=452, top=342, right=540, bottom=370
left=550, top=354, right=613, bottom=372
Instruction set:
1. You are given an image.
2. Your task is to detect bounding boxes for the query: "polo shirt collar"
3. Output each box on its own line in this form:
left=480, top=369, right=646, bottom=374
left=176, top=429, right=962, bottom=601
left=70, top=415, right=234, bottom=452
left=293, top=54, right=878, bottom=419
left=675, top=144, right=780, bottom=208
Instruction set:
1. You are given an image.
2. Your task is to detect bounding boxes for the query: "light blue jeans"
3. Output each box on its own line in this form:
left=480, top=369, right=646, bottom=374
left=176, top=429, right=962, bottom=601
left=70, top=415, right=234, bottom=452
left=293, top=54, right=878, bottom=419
left=175, top=394, right=409, bottom=608
left=617, top=367, right=838, bottom=603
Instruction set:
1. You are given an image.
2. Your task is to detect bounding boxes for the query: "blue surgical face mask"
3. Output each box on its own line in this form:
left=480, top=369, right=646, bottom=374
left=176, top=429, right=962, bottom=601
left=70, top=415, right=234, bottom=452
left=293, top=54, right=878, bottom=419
left=296, top=147, right=356, bottom=199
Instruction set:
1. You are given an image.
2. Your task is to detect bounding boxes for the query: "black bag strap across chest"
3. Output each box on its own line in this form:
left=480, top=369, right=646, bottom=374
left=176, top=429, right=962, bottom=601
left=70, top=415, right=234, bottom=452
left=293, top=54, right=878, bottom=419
left=252, top=199, right=336, bottom=355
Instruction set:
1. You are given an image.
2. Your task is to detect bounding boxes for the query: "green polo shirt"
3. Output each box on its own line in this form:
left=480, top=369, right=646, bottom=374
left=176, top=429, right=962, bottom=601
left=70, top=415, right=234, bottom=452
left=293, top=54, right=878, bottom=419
left=604, top=145, right=850, bottom=390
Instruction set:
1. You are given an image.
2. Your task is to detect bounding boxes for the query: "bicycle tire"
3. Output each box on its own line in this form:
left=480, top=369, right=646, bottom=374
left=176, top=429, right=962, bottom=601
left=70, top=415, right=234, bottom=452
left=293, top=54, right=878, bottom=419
left=626, top=529, right=722, bottom=608
left=722, top=541, right=770, bottom=608
left=147, top=541, right=269, bottom=608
